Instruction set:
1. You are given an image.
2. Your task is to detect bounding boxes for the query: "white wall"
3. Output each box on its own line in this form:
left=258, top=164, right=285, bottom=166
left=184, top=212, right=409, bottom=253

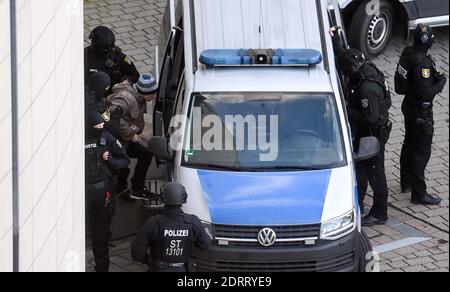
left=0, top=0, right=86, bottom=272
left=0, top=0, right=13, bottom=273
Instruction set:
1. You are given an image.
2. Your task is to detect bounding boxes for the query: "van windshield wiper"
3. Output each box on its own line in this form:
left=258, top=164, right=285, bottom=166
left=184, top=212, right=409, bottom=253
left=184, top=163, right=328, bottom=172
left=184, top=163, right=242, bottom=171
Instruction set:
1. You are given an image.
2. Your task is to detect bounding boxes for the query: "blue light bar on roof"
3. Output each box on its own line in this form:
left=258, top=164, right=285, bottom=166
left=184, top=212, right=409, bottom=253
left=199, top=48, right=323, bottom=67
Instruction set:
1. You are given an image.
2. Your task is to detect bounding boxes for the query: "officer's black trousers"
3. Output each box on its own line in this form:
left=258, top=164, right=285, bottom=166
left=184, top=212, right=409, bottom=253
left=400, top=102, right=434, bottom=199
left=85, top=180, right=116, bottom=272
left=118, top=141, right=153, bottom=192
left=357, top=142, right=389, bottom=220
left=357, top=125, right=390, bottom=220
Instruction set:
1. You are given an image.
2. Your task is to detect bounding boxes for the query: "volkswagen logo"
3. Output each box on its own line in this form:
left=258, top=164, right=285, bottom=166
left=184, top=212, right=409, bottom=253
left=257, top=228, right=277, bottom=247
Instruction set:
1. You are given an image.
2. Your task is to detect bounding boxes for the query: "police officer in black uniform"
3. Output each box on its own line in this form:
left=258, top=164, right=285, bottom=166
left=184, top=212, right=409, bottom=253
left=85, top=26, right=140, bottom=86
left=331, top=27, right=392, bottom=226
left=131, top=183, right=211, bottom=272
left=85, top=108, right=130, bottom=272
left=86, top=71, right=123, bottom=139
left=395, top=24, right=447, bottom=205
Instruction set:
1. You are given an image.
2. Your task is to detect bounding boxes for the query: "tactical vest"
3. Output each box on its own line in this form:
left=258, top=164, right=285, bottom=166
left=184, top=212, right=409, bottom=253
left=105, top=48, right=122, bottom=85
left=395, top=50, right=427, bottom=96
left=350, top=63, right=392, bottom=128
left=86, top=47, right=122, bottom=85
left=153, top=214, right=194, bottom=265
left=85, top=134, right=112, bottom=185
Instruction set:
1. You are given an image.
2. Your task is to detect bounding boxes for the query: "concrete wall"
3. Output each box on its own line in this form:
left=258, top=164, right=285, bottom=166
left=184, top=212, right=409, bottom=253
left=0, top=0, right=86, bottom=272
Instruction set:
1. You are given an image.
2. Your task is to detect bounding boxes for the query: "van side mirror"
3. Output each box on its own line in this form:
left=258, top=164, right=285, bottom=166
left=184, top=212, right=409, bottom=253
left=148, top=137, right=173, bottom=162
left=354, top=137, right=380, bottom=162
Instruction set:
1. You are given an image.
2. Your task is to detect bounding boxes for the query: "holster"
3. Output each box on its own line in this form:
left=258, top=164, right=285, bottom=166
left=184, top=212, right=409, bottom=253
left=414, top=102, right=434, bottom=136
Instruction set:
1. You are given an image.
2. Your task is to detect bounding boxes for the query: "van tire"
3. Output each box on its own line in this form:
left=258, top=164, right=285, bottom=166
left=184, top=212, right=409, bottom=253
left=348, top=0, right=394, bottom=59
left=357, top=231, right=373, bottom=272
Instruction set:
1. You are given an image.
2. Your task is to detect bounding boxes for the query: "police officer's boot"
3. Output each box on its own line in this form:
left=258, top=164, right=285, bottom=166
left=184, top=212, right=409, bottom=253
left=411, top=194, right=442, bottom=205
left=361, top=215, right=387, bottom=227
left=130, top=187, right=153, bottom=201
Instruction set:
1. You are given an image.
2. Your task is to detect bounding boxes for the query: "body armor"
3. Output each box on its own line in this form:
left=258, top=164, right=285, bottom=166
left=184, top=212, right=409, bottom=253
left=152, top=214, right=194, bottom=266
left=85, top=133, right=112, bottom=185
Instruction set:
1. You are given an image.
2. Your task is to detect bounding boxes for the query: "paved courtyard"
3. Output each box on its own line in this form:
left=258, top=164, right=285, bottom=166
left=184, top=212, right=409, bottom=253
left=83, top=0, right=449, bottom=272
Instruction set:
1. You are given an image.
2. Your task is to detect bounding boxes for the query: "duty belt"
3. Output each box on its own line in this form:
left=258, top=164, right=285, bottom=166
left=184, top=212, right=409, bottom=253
left=85, top=180, right=108, bottom=191
left=168, top=263, right=185, bottom=268
left=405, top=98, right=433, bottom=108
left=154, top=260, right=185, bottom=269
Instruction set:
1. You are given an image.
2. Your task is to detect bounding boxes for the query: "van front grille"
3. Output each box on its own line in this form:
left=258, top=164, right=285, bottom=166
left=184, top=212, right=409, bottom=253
left=193, top=251, right=355, bottom=272
left=213, top=224, right=321, bottom=243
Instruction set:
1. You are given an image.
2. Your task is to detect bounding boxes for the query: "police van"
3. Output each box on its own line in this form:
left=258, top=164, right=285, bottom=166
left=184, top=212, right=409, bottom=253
left=149, top=0, right=380, bottom=272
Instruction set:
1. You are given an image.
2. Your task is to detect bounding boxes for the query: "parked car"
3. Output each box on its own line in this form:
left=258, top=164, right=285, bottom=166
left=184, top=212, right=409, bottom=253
left=329, top=0, right=449, bottom=59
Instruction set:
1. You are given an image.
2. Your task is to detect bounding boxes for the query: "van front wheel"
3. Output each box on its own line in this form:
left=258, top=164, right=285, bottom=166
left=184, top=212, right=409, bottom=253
left=348, top=0, right=394, bottom=59
left=357, top=231, right=374, bottom=272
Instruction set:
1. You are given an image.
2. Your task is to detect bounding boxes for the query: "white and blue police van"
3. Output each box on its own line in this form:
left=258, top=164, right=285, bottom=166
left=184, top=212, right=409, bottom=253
left=149, top=0, right=379, bottom=272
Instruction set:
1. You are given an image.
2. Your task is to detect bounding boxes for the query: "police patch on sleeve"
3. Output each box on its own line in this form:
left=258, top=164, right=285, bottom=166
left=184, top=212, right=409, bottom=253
left=101, top=111, right=111, bottom=122
left=361, top=98, right=369, bottom=109
left=124, top=55, right=132, bottom=65
left=422, top=68, right=431, bottom=79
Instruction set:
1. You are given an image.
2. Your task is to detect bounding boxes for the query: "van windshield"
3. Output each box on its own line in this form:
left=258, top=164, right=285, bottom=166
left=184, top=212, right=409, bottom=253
left=182, top=92, right=346, bottom=171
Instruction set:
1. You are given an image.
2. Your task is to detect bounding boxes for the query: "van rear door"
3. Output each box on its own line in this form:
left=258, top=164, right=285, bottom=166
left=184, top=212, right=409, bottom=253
left=327, top=0, right=348, bottom=47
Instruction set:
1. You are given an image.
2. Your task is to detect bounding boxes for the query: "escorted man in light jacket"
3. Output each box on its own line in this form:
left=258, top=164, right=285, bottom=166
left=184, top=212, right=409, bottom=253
left=108, top=75, right=158, bottom=201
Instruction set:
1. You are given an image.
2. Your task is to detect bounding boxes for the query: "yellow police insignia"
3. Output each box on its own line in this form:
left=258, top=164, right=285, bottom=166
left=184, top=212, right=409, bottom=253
left=124, top=56, right=131, bottom=65
left=422, top=68, right=431, bottom=79
left=102, top=111, right=111, bottom=122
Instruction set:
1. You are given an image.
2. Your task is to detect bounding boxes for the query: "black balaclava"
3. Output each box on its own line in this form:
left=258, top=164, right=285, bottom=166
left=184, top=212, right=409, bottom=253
left=89, top=26, right=116, bottom=56
left=89, top=72, right=111, bottom=99
left=338, top=49, right=365, bottom=79
left=86, top=110, right=105, bottom=138
left=413, top=24, right=435, bottom=52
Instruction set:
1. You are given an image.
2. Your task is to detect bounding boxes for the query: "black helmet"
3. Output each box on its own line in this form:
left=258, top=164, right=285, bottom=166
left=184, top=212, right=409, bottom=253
left=161, top=183, right=188, bottom=207
left=413, top=24, right=434, bottom=48
left=337, top=49, right=365, bottom=77
left=85, top=109, right=106, bottom=138
left=88, top=71, right=111, bottom=99
left=89, top=26, right=116, bottom=53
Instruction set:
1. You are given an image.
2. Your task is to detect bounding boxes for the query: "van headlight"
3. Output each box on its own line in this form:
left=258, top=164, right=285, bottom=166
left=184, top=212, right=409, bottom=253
left=201, top=221, right=215, bottom=241
left=320, top=210, right=356, bottom=240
